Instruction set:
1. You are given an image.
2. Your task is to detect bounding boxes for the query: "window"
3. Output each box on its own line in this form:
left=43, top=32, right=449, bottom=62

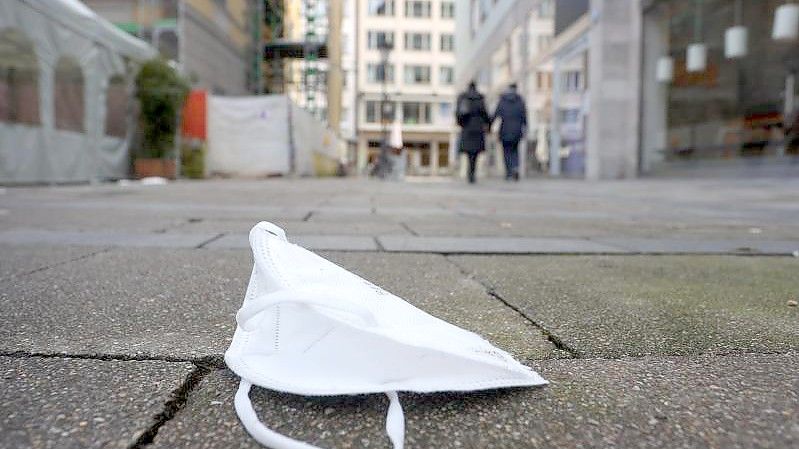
left=366, top=101, right=379, bottom=123
left=54, top=57, right=84, bottom=132
left=0, top=28, right=39, bottom=125
left=438, top=102, right=453, bottom=123
left=155, top=27, right=178, bottom=62
left=536, top=71, right=551, bottom=91
left=368, top=0, right=395, bottom=16
left=367, top=30, right=395, bottom=49
left=439, top=66, right=454, bottom=85
left=440, top=1, right=455, bottom=18
left=560, top=108, right=579, bottom=124
left=105, top=75, right=128, bottom=138
left=367, top=63, right=394, bottom=83
left=402, top=102, right=432, bottom=124
left=562, top=71, right=582, bottom=92
left=440, top=33, right=454, bottom=52
left=405, top=1, right=431, bottom=17
left=404, top=65, right=431, bottom=84
left=366, top=100, right=395, bottom=123
left=404, top=32, right=431, bottom=51
left=438, top=141, right=450, bottom=167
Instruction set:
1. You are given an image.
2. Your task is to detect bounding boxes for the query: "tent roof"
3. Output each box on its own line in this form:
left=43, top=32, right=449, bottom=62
left=24, top=0, right=157, bottom=61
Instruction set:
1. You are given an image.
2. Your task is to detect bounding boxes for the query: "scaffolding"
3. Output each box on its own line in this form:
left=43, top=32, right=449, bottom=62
left=262, top=0, right=328, bottom=116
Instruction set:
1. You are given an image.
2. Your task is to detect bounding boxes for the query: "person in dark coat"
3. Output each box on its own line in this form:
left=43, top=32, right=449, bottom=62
left=456, top=82, right=491, bottom=184
left=492, top=83, right=527, bottom=181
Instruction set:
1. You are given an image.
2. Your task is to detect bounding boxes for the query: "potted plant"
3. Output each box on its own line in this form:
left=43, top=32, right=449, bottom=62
left=133, top=59, right=189, bottom=179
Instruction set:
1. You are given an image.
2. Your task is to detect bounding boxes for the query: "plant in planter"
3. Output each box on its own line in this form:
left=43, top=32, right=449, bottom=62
left=133, top=58, right=189, bottom=179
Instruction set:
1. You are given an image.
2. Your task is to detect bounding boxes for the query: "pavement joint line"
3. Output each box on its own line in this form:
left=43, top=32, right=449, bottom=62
left=376, top=249, right=799, bottom=257
left=399, top=221, right=419, bottom=236
left=444, top=255, right=582, bottom=359
left=128, top=362, right=217, bottom=449
left=0, top=350, right=226, bottom=367
left=0, top=246, right=113, bottom=281
left=484, top=289, right=581, bottom=358
left=302, top=211, right=314, bottom=221
left=195, top=233, right=226, bottom=249
left=373, top=236, right=386, bottom=252
left=151, top=218, right=203, bottom=234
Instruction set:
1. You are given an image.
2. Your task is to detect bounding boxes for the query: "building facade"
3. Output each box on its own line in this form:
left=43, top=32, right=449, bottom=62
left=339, top=0, right=359, bottom=153
left=85, top=0, right=257, bottom=95
left=459, top=0, right=799, bottom=179
left=355, top=0, right=458, bottom=176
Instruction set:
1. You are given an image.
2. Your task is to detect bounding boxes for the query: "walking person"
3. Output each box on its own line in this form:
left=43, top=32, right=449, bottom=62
left=492, top=83, right=527, bottom=181
left=456, top=82, right=491, bottom=184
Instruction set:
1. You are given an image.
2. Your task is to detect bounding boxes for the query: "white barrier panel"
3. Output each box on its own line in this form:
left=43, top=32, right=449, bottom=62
left=207, top=95, right=291, bottom=177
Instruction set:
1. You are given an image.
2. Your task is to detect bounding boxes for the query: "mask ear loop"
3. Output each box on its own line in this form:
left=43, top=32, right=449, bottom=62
left=235, top=380, right=405, bottom=449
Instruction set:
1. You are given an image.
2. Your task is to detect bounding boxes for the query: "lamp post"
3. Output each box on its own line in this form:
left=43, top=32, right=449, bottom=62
left=376, top=36, right=394, bottom=178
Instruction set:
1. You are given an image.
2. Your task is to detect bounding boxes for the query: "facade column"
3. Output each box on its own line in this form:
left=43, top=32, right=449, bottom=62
left=549, top=58, right=562, bottom=176
left=431, top=140, right=440, bottom=175
left=356, top=135, right=368, bottom=175
left=586, top=0, right=643, bottom=179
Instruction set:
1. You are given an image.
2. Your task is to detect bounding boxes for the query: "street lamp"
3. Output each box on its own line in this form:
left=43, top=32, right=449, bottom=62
left=376, top=35, right=394, bottom=178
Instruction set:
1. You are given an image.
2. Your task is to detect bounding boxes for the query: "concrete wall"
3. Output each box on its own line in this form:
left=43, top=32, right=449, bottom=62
left=586, top=0, right=642, bottom=179
left=182, top=3, right=249, bottom=95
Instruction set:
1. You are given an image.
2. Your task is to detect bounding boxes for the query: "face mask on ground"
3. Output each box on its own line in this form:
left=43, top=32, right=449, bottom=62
left=225, top=222, right=548, bottom=449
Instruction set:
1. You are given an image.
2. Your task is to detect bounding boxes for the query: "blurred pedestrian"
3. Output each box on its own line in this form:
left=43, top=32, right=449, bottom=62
left=786, top=107, right=799, bottom=155
left=456, top=81, right=491, bottom=184
left=492, top=83, right=527, bottom=181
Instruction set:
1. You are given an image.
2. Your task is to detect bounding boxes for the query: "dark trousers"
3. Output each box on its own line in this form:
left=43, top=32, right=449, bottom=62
left=466, top=152, right=478, bottom=183
left=502, top=139, right=520, bottom=178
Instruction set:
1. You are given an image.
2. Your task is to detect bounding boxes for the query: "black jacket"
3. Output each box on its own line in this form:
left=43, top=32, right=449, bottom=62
left=493, top=90, right=527, bottom=142
left=456, top=88, right=490, bottom=155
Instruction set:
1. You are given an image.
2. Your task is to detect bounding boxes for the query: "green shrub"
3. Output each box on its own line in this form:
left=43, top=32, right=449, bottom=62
left=181, top=142, right=205, bottom=179
left=135, top=59, right=190, bottom=159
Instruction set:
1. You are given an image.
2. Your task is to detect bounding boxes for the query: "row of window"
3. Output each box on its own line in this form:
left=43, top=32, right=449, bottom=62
left=0, top=29, right=127, bottom=136
left=366, top=64, right=454, bottom=85
left=369, top=1, right=454, bottom=19
left=367, top=31, right=454, bottom=52
left=365, top=100, right=452, bottom=125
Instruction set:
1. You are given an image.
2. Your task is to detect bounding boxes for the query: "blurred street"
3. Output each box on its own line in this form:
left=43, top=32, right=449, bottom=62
left=1, top=177, right=798, bottom=448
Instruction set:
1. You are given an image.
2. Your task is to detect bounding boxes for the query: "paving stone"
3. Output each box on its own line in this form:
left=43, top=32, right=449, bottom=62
left=0, top=206, right=187, bottom=233
left=0, top=356, right=194, bottom=449
left=206, top=234, right=379, bottom=251
left=153, top=353, right=798, bottom=449
left=378, top=236, right=626, bottom=254
left=452, top=255, right=799, bottom=357
left=0, top=248, right=252, bottom=358
left=0, top=229, right=217, bottom=249
left=594, top=237, right=799, bottom=255
left=175, top=219, right=409, bottom=236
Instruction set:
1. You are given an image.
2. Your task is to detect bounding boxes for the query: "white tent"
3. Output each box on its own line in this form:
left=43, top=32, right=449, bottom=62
left=0, top=0, right=156, bottom=184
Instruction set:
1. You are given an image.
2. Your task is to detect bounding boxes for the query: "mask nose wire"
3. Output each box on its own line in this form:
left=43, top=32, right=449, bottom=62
left=234, top=379, right=406, bottom=449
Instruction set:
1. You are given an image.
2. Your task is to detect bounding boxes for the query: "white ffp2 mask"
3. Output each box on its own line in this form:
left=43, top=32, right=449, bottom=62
left=225, top=222, right=547, bottom=449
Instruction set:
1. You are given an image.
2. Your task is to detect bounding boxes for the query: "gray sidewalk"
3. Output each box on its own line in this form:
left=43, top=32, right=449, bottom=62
left=1, top=177, right=798, bottom=448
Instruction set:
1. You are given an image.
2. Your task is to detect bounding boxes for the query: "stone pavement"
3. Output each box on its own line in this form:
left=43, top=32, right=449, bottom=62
left=0, top=177, right=797, bottom=448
